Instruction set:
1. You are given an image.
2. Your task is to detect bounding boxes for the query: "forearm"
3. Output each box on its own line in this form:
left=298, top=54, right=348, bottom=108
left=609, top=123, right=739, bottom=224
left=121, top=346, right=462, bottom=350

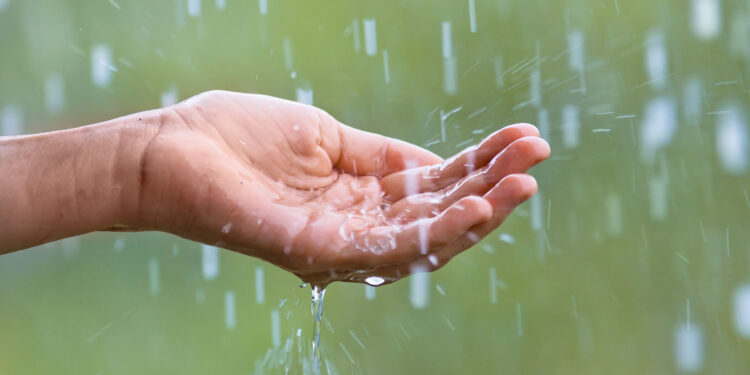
left=0, top=112, right=161, bottom=253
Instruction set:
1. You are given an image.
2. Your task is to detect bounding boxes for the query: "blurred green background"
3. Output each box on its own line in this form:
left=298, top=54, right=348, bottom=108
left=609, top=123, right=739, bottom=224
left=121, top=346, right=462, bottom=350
left=1, top=0, right=750, bottom=374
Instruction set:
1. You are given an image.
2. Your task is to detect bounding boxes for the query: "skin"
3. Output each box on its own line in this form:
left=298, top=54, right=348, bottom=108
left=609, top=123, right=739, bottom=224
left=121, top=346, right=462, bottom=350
left=0, top=90, right=550, bottom=287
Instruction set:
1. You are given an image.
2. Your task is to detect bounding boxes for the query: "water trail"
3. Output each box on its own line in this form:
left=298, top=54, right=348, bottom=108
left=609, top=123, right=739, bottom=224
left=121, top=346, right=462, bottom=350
left=310, top=285, right=327, bottom=375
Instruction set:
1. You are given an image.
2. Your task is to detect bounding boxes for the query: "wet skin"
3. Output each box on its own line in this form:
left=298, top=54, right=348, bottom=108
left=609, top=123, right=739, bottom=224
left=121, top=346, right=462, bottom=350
left=0, top=90, right=550, bottom=287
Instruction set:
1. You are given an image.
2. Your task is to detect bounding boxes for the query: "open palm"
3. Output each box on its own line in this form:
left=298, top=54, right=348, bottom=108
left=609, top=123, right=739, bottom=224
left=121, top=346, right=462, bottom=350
left=135, top=91, right=549, bottom=286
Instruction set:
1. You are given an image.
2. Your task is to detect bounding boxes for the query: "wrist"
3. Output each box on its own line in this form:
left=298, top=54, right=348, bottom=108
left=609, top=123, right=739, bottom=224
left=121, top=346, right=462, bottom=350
left=0, top=110, right=163, bottom=251
left=104, top=110, right=164, bottom=228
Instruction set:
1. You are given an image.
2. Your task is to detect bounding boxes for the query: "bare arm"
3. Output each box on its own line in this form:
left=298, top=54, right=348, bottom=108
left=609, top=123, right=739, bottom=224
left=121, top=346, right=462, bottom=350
left=0, top=112, right=159, bottom=252
left=0, top=91, right=549, bottom=285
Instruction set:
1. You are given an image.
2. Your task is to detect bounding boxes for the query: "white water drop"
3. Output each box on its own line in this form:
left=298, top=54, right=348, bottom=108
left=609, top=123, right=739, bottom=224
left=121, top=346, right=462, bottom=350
left=529, top=68, right=541, bottom=107
left=148, top=258, right=159, bottom=296
left=365, top=285, right=376, bottom=300
left=409, top=265, right=430, bottom=309
left=418, top=222, right=429, bottom=255
left=498, top=233, right=515, bottom=244
left=640, top=97, right=677, bottom=162
left=441, top=22, right=453, bottom=59
left=295, top=86, right=313, bottom=105
left=675, top=325, right=703, bottom=373
left=201, top=244, right=219, bottom=281
left=259, top=0, right=267, bottom=15
left=255, top=267, right=265, bottom=304
left=383, top=50, right=390, bottom=83
left=489, top=268, right=497, bottom=304
left=691, top=0, right=721, bottom=40
left=113, top=238, right=125, bottom=252
left=187, top=0, right=201, bottom=17
left=364, top=276, right=385, bottom=286
left=1, top=105, right=23, bottom=136
left=493, top=56, right=504, bottom=88
left=352, top=19, right=361, bottom=52
left=220, top=222, right=232, bottom=234
left=225, top=290, right=236, bottom=330
left=271, top=309, right=281, bottom=347
left=363, top=18, right=377, bottom=56
left=443, top=57, right=458, bottom=95
left=567, top=29, right=584, bottom=73
left=562, top=105, right=580, bottom=149
left=161, top=86, right=178, bottom=107
left=215, top=0, right=226, bottom=10
left=730, top=12, right=750, bottom=58
left=468, top=0, right=477, bottom=32
left=716, top=107, right=748, bottom=175
left=538, top=108, right=550, bottom=140
left=645, top=31, right=668, bottom=89
left=442, top=21, right=457, bottom=95
left=44, top=73, right=64, bottom=114
left=734, top=284, right=750, bottom=338
left=428, top=254, right=439, bottom=266
left=91, top=44, right=114, bottom=87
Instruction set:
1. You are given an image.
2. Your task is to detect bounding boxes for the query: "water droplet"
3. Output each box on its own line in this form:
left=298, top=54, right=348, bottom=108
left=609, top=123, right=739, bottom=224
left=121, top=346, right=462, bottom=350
left=91, top=44, right=115, bottom=87
left=364, top=276, right=385, bottom=286
left=691, top=0, right=721, bottom=40
left=409, top=265, right=430, bottom=309
left=225, top=290, right=236, bottom=330
left=733, top=284, right=750, bottom=338
left=201, top=244, right=219, bottom=281
left=674, top=325, right=704, bottom=372
left=255, top=267, right=265, bottom=304
left=148, top=258, right=159, bottom=296
left=716, top=106, right=748, bottom=175
left=363, top=18, right=377, bottom=56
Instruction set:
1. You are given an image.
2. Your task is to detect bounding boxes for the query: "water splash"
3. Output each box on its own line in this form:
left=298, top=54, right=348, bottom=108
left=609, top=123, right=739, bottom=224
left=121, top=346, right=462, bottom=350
left=310, top=285, right=327, bottom=375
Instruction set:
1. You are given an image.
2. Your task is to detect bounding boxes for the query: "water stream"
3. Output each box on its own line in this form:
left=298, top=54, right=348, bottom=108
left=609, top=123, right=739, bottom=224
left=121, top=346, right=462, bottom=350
left=310, top=285, right=326, bottom=375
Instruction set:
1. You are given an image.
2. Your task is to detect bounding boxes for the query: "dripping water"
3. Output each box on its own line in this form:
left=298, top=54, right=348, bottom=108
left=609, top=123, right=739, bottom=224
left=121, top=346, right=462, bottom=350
left=310, top=285, right=326, bottom=375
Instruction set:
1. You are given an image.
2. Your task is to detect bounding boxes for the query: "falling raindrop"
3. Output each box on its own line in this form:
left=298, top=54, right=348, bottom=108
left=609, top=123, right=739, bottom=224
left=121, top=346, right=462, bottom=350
left=255, top=267, right=265, bottom=304
left=733, top=284, right=750, bottom=338
left=640, top=97, right=677, bottom=162
left=225, top=290, right=236, bottom=330
left=715, top=106, right=748, bottom=175
left=201, top=244, right=219, bottom=281
left=1, top=105, right=23, bottom=136
left=148, top=258, right=159, bottom=296
left=186, top=0, right=201, bottom=17
left=363, top=18, right=377, bottom=56
left=674, top=325, right=704, bottom=373
left=91, top=44, right=115, bottom=87
left=44, top=73, right=64, bottom=114
left=409, top=265, right=430, bottom=309
left=161, top=86, right=178, bottom=107
left=691, top=0, right=721, bottom=40
left=645, top=31, right=669, bottom=90
left=562, top=105, right=580, bottom=149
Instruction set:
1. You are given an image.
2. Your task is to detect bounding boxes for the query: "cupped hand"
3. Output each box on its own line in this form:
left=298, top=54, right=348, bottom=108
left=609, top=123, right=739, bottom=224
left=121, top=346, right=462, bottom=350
left=135, top=90, right=550, bottom=286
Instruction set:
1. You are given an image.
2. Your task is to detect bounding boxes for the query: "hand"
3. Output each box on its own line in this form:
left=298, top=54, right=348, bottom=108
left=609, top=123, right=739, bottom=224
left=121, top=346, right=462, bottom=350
left=135, top=91, right=550, bottom=286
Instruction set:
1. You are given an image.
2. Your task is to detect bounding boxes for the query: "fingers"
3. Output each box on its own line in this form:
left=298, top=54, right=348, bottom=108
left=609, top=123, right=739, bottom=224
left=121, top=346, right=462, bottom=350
left=386, top=136, right=550, bottom=221
left=365, top=174, right=538, bottom=280
left=335, top=124, right=443, bottom=178
left=381, top=123, right=540, bottom=201
left=337, top=195, right=492, bottom=269
left=427, top=173, right=538, bottom=267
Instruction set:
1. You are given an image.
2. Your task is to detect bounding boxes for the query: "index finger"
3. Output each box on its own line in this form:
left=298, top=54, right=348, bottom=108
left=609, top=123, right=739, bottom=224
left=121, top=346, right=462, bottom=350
left=335, top=124, right=443, bottom=177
